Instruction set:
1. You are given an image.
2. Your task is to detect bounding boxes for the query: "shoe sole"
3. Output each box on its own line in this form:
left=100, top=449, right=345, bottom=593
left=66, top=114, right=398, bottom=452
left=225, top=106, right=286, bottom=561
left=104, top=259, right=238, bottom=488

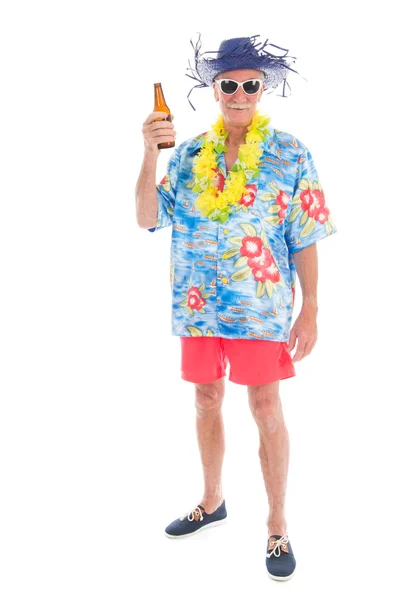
left=165, top=516, right=228, bottom=538
left=267, top=568, right=296, bottom=581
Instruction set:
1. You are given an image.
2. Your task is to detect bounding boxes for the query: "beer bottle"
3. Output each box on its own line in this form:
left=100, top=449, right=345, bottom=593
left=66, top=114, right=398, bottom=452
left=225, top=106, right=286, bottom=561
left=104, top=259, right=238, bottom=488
left=153, top=83, right=175, bottom=150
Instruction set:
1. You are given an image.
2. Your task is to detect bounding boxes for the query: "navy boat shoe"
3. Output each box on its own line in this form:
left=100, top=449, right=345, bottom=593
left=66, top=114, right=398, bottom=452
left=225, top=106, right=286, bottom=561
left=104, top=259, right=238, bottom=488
left=165, top=500, right=227, bottom=538
left=266, top=534, right=296, bottom=580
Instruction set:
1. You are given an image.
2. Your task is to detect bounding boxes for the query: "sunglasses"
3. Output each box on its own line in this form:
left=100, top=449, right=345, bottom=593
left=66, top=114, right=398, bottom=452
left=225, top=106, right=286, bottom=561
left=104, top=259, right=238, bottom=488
left=214, top=78, right=265, bottom=95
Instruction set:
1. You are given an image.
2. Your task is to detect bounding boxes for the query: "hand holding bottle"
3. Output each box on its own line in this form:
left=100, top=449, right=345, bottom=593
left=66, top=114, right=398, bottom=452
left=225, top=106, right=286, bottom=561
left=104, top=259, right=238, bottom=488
left=142, top=111, right=176, bottom=156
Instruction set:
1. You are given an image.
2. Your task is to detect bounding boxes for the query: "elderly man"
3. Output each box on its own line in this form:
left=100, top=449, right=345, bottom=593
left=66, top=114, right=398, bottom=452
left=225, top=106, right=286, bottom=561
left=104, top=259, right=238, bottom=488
left=135, top=35, right=337, bottom=581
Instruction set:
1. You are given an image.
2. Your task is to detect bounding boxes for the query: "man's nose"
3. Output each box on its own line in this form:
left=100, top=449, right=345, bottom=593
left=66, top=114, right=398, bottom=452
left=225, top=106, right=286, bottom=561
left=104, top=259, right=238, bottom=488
left=232, top=85, right=248, bottom=102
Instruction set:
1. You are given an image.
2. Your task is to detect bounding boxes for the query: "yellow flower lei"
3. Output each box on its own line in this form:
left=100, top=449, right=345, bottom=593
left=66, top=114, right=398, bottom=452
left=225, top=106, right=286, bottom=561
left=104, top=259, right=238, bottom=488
left=192, top=110, right=271, bottom=224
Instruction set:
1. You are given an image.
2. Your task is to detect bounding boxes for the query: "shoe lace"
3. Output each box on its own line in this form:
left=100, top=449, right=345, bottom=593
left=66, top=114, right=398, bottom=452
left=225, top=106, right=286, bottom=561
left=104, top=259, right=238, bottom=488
left=179, top=506, right=204, bottom=522
left=267, top=535, right=290, bottom=558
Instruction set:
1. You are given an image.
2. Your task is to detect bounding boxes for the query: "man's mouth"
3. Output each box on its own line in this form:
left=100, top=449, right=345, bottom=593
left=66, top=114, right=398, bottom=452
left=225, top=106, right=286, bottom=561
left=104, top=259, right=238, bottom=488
left=228, top=105, right=250, bottom=110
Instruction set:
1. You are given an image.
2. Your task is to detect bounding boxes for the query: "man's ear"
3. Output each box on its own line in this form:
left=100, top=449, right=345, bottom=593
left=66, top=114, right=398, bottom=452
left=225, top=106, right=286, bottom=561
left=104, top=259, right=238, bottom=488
left=213, top=82, right=219, bottom=102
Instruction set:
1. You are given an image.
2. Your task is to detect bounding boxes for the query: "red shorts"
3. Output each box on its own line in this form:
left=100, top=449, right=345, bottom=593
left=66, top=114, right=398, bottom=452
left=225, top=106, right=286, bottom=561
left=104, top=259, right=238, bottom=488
left=180, top=337, right=296, bottom=386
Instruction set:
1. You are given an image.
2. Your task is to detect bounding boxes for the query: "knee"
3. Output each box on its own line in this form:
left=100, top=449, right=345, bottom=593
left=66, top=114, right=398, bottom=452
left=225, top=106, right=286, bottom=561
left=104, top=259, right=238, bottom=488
left=248, top=388, right=282, bottom=435
left=195, top=382, right=224, bottom=416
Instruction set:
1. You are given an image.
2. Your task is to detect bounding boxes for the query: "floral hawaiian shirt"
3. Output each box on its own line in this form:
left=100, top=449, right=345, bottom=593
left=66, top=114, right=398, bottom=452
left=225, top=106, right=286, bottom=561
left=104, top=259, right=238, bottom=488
left=147, top=124, right=337, bottom=341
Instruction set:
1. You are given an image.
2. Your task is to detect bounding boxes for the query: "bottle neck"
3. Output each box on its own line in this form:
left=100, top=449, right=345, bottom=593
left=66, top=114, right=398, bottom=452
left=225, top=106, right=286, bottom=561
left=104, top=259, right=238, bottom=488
left=154, top=85, right=169, bottom=112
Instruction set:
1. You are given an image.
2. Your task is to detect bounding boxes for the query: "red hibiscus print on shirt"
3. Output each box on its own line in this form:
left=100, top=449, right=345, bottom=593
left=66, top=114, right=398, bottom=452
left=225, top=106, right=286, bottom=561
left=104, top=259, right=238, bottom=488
left=239, top=237, right=280, bottom=284
left=252, top=268, right=269, bottom=282
left=264, top=261, right=280, bottom=283
left=315, top=205, right=330, bottom=224
left=238, top=184, right=257, bottom=207
left=247, top=247, right=273, bottom=269
left=276, top=190, right=290, bottom=224
left=225, top=224, right=283, bottom=299
left=276, top=190, right=289, bottom=210
left=187, top=286, right=206, bottom=311
left=300, top=188, right=330, bottom=223
left=251, top=260, right=280, bottom=284
left=158, top=174, right=171, bottom=192
left=260, top=187, right=290, bottom=227
left=179, top=284, right=211, bottom=316
left=252, top=263, right=281, bottom=283
left=240, top=236, right=263, bottom=258
left=211, top=168, right=225, bottom=192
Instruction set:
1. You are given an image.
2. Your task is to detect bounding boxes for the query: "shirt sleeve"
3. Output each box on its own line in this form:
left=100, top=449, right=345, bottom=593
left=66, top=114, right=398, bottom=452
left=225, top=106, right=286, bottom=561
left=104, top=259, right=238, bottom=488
left=147, top=146, right=181, bottom=233
left=284, top=146, right=337, bottom=253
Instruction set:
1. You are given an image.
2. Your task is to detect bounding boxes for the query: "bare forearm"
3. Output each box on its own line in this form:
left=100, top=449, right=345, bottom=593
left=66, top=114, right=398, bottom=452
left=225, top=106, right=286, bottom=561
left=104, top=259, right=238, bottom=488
left=135, top=152, right=159, bottom=228
left=292, top=243, right=318, bottom=311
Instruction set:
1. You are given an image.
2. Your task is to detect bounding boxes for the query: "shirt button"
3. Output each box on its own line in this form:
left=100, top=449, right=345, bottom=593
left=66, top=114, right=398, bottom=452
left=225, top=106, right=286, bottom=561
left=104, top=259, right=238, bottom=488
left=222, top=277, right=228, bottom=284
left=223, top=229, right=229, bottom=234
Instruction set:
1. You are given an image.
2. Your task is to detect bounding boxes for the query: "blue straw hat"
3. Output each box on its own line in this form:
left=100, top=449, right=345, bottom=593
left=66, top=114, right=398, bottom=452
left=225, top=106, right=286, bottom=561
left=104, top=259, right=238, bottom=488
left=186, top=33, right=301, bottom=110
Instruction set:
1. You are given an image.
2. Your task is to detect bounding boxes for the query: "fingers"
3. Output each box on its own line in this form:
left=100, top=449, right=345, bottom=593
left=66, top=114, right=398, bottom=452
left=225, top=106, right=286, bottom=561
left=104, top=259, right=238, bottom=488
left=143, top=111, right=169, bottom=125
left=291, top=335, right=317, bottom=362
left=291, top=336, right=306, bottom=362
left=142, top=112, right=176, bottom=154
left=143, top=119, right=175, bottom=135
left=143, top=112, right=175, bottom=129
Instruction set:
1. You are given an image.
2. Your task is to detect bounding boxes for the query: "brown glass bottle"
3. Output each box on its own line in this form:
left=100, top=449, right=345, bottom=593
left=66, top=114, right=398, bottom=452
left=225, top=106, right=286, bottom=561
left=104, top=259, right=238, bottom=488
left=153, top=83, right=175, bottom=150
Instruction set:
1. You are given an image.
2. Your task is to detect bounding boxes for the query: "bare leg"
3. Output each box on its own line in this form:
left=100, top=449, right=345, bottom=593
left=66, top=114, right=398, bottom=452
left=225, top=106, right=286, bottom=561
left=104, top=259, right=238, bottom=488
left=195, top=379, right=226, bottom=514
left=247, top=380, right=289, bottom=537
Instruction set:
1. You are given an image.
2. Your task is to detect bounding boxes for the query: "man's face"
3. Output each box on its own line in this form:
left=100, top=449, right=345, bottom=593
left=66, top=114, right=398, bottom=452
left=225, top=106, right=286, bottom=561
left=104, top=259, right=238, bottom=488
left=212, top=69, right=265, bottom=130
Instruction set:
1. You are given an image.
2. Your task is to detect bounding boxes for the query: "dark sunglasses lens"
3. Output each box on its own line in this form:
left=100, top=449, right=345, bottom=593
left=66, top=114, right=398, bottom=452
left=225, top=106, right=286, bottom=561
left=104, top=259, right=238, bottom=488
left=220, top=80, right=239, bottom=94
left=243, top=80, right=261, bottom=94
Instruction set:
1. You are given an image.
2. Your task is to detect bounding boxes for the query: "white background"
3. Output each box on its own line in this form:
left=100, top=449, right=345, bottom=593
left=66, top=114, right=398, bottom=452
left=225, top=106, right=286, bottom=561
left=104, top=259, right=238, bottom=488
left=1, top=1, right=399, bottom=598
